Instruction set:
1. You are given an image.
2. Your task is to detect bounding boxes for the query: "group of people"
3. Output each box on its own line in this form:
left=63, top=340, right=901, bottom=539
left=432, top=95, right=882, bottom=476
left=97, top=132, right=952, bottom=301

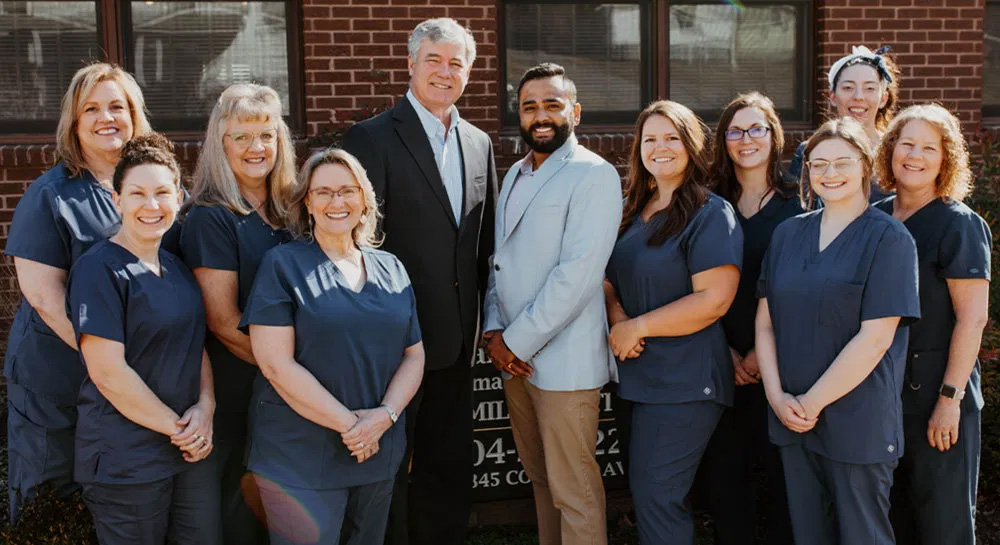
left=2, top=15, right=989, bottom=545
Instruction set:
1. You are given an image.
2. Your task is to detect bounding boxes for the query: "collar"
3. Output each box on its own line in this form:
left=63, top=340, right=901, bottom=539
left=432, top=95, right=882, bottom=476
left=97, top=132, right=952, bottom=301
left=518, top=134, right=578, bottom=175
left=406, top=90, right=460, bottom=137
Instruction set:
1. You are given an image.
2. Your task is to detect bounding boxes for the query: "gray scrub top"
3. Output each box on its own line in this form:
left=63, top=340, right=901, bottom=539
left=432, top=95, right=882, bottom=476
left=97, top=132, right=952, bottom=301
left=5, top=163, right=121, bottom=403
left=68, top=240, right=207, bottom=484
left=758, top=207, right=920, bottom=464
left=239, top=241, right=421, bottom=489
left=606, top=193, right=743, bottom=406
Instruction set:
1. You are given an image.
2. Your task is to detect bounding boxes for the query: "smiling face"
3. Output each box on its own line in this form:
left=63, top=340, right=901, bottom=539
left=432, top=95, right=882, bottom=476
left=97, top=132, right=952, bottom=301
left=306, top=163, right=365, bottom=241
left=114, top=163, right=182, bottom=245
left=725, top=107, right=772, bottom=172
left=807, top=137, right=866, bottom=205
left=891, top=119, right=944, bottom=195
left=640, top=114, right=689, bottom=185
left=408, top=38, right=471, bottom=113
left=223, top=118, right=277, bottom=188
left=831, top=64, right=888, bottom=130
left=76, top=80, right=134, bottom=159
left=518, top=76, right=579, bottom=154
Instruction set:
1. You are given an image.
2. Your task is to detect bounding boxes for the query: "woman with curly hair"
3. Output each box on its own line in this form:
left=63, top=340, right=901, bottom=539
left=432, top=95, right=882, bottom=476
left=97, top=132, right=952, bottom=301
left=874, top=104, right=991, bottom=545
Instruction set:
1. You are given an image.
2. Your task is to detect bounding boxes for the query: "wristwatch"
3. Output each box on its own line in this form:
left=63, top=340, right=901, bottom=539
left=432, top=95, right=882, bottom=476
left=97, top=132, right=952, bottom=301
left=939, top=383, right=966, bottom=400
left=380, top=404, right=398, bottom=424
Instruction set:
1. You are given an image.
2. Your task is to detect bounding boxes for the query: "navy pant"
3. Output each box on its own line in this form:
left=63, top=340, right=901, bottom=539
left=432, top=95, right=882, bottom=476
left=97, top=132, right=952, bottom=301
left=7, top=383, right=79, bottom=522
left=630, top=401, right=723, bottom=545
left=214, top=432, right=269, bottom=545
left=889, top=410, right=979, bottom=545
left=697, top=384, right=793, bottom=545
left=82, top=457, right=220, bottom=545
left=780, top=445, right=896, bottom=545
left=256, top=475, right=393, bottom=545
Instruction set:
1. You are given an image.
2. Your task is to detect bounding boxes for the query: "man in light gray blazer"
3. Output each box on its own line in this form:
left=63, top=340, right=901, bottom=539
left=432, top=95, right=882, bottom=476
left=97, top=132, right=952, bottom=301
left=482, top=63, right=622, bottom=545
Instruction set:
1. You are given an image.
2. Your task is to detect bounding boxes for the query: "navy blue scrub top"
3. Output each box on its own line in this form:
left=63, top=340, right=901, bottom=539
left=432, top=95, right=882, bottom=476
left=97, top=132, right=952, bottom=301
left=876, top=196, right=992, bottom=417
left=238, top=241, right=421, bottom=490
left=4, top=163, right=121, bottom=403
left=606, top=193, right=743, bottom=406
left=721, top=192, right=804, bottom=356
left=67, top=240, right=207, bottom=484
left=758, top=207, right=920, bottom=464
left=789, top=141, right=891, bottom=204
left=180, top=204, right=292, bottom=437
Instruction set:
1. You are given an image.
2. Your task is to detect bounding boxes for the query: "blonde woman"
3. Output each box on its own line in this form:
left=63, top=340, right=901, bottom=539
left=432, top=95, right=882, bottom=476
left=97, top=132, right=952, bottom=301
left=240, top=149, right=424, bottom=544
left=178, top=83, right=296, bottom=545
left=875, top=105, right=991, bottom=545
left=4, top=62, right=150, bottom=520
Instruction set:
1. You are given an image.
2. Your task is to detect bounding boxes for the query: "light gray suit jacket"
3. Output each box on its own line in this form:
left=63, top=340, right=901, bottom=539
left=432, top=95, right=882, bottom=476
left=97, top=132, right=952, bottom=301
left=483, top=136, right=623, bottom=391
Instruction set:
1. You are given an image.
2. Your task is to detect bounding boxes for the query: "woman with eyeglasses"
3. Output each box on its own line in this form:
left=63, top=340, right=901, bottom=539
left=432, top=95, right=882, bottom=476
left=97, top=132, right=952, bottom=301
left=756, top=117, right=919, bottom=545
left=874, top=105, right=991, bottom=545
left=696, top=93, right=798, bottom=545
left=240, top=149, right=424, bottom=544
left=788, top=45, right=901, bottom=202
left=179, top=83, right=296, bottom=545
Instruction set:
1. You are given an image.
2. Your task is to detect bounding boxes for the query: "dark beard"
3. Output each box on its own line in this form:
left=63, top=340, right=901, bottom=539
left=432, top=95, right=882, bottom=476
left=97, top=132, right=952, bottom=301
left=519, top=121, right=572, bottom=154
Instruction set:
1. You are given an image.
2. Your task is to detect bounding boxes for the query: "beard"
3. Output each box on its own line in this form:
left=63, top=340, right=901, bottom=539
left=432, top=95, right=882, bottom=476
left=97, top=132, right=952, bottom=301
left=519, top=120, right=572, bottom=154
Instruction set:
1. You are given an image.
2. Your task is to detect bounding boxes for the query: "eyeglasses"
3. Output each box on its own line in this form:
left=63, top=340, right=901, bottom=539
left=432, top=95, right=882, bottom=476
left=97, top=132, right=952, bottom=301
left=805, top=157, right=862, bottom=176
left=225, top=129, right=278, bottom=149
left=309, top=186, right=362, bottom=205
left=724, top=126, right=770, bottom=141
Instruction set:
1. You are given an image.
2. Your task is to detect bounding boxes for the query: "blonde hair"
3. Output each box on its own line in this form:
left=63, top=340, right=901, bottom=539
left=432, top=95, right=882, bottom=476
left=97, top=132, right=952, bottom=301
left=55, top=63, right=152, bottom=177
left=288, top=148, right=382, bottom=248
left=186, top=83, right=296, bottom=226
left=875, top=104, right=972, bottom=202
left=800, top=117, right=875, bottom=210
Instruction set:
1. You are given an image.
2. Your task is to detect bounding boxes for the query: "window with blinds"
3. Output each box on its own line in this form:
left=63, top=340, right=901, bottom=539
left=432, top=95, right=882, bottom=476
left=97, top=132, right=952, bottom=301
left=0, top=1, right=100, bottom=133
left=985, top=0, right=1000, bottom=117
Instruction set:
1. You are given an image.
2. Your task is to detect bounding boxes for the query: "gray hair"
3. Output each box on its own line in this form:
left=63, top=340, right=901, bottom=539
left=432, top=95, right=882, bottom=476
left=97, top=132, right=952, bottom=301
left=407, top=18, right=477, bottom=66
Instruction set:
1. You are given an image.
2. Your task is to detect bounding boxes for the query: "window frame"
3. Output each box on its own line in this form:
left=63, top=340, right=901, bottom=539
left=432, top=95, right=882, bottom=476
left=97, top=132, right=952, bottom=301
left=498, top=0, right=814, bottom=130
left=984, top=0, right=1000, bottom=120
left=0, top=0, right=304, bottom=140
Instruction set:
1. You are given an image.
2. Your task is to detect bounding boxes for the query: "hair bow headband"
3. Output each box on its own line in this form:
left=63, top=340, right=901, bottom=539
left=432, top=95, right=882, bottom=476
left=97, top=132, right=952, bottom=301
left=827, top=45, right=894, bottom=90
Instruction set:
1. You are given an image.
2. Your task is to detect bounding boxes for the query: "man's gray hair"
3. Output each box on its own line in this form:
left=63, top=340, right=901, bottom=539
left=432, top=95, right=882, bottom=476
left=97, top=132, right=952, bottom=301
left=408, top=18, right=477, bottom=66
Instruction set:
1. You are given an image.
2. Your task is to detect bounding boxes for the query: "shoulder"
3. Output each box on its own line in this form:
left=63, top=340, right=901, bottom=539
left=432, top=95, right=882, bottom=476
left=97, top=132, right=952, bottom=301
left=776, top=193, right=805, bottom=216
left=774, top=208, right=817, bottom=237
left=351, top=109, right=393, bottom=133
left=942, top=199, right=991, bottom=236
left=72, top=241, right=124, bottom=278
left=864, top=207, right=913, bottom=245
left=23, top=163, right=75, bottom=199
left=697, top=192, right=738, bottom=222
left=184, top=203, right=238, bottom=225
left=873, top=195, right=895, bottom=215
left=459, top=119, right=490, bottom=143
left=570, top=146, right=620, bottom=184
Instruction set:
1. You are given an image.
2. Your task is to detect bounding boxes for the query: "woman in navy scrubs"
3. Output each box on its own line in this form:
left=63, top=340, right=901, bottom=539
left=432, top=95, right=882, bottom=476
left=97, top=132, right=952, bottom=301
left=67, top=134, right=219, bottom=544
left=179, top=83, right=296, bottom=544
left=756, top=117, right=920, bottom=545
left=604, top=100, right=742, bottom=545
left=697, top=92, right=799, bottom=545
left=240, top=149, right=425, bottom=545
left=874, top=105, right=991, bottom=545
left=3, top=63, right=151, bottom=520
left=788, top=45, right=901, bottom=202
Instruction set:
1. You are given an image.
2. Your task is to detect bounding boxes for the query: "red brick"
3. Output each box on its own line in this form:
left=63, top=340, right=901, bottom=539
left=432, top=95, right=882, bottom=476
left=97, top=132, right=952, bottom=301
left=353, top=44, right=394, bottom=57
left=353, top=18, right=390, bottom=30
left=333, top=32, right=372, bottom=44
left=880, top=18, right=911, bottom=30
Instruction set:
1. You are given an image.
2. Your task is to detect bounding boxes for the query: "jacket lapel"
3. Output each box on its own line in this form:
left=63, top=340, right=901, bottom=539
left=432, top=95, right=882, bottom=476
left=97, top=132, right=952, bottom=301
left=499, top=137, right=577, bottom=246
left=392, top=99, right=458, bottom=229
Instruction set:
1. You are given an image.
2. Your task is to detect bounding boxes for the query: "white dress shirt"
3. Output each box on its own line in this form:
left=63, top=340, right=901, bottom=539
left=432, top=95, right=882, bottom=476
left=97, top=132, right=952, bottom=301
left=407, top=90, right=464, bottom=222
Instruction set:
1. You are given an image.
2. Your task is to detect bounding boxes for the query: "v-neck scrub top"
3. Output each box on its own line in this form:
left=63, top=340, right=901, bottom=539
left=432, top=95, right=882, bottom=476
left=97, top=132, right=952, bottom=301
left=67, top=240, right=207, bottom=484
left=875, top=196, right=992, bottom=417
left=606, top=193, right=744, bottom=406
left=239, top=241, right=421, bottom=490
left=758, top=207, right=920, bottom=464
left=180, top=204, right=292, bottom=436
left=5, top=163, right=121, bottom=403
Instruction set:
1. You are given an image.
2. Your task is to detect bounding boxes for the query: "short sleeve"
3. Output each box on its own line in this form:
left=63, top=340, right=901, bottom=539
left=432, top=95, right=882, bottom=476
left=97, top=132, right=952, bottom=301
left=405, top=285, right=422, bottom=347
left=180, top=206, right=240, bottom=271
left=68, top=257, right=125, bottom=343
left=861, top=226, right=921, bottom=325
left=686, top=198, right=743, bottom=275
left=238, top=250, right=296, bottom=332
left=938, top=211, right=992, bottom=280
left=6, top=182, right=70, bottom=269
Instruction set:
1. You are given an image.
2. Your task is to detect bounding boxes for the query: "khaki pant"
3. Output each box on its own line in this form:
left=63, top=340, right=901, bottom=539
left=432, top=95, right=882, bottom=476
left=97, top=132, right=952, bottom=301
left=503, top=377, right=607, bottom=545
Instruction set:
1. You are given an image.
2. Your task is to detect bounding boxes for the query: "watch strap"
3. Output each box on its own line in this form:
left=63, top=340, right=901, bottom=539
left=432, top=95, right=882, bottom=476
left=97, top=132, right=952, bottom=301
left=380, top=404, right=398, bottom=424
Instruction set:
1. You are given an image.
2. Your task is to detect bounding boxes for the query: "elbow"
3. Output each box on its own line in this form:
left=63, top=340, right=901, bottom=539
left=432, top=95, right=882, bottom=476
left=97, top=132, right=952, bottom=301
left=258, top=358, right=281, bottom=382
left=703, top=291, right=735, bottom=323
left=869, top=329, right=896, bottom=356
left=957, top=312, right=990, bottom=335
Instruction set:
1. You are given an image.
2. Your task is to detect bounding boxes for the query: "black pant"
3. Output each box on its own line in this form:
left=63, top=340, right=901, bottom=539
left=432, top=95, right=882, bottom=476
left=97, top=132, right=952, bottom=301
left=386, top=355, right=472, bottom=545
left=697, top=383, right=793, bottom=545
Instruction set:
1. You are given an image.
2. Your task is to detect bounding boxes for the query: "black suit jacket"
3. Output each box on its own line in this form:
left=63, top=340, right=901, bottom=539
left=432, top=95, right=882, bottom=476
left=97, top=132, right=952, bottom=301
left=343, top=97, right=498, bottom=370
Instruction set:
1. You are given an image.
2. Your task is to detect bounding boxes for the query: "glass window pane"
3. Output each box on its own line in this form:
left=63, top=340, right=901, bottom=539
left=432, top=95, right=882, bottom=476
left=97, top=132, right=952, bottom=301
left=128, top=1, right=290, bottom=128
left=669, top=4, right=801, bottom=117
left=504, top=2, right=647, bottom=123
left=985, top=2, right=1000, bottom=112
left=0, top=1, right=99, bottom=123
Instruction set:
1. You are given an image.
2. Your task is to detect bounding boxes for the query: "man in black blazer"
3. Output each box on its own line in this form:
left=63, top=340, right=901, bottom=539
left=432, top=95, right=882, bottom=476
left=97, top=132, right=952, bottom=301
left=342, top=17, right=497, bottom=545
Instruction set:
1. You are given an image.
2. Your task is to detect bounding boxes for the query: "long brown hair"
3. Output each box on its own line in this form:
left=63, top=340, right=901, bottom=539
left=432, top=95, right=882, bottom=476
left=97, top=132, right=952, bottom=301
left=622, top=100, right=709, bottom=245
left=709, top=92, right=796, bottom=206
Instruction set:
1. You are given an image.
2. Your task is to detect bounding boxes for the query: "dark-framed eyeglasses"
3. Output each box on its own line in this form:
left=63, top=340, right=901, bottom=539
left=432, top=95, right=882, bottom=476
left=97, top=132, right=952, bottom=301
left=724, top=126, right=771, bottom=141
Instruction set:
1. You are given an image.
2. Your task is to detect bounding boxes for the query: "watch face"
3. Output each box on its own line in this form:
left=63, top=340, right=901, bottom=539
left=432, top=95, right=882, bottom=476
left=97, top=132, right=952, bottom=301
left=940, top=384, right=958, bottom=398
